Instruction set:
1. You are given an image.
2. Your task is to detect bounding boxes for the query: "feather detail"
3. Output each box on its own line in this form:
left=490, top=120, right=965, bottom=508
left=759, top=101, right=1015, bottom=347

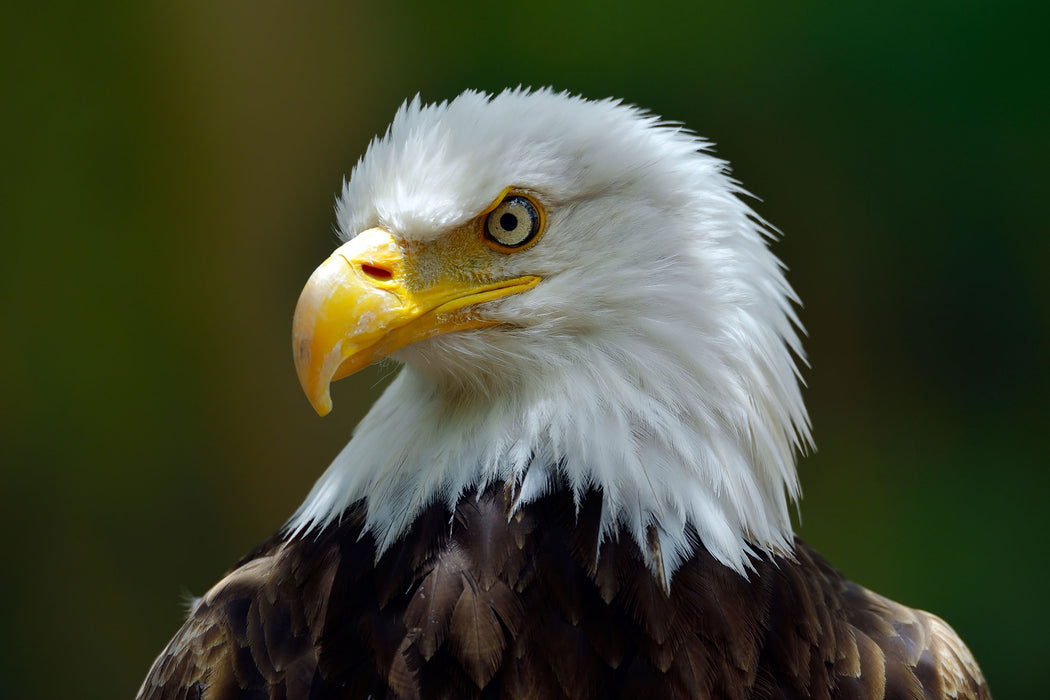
left=448, top=580, right=520, bottom=688
left=402, top=545, right=466, bottom=661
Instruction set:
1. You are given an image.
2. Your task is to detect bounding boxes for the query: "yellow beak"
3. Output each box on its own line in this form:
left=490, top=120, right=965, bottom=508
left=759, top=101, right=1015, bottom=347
left=292, top=227, right=540, bottom=416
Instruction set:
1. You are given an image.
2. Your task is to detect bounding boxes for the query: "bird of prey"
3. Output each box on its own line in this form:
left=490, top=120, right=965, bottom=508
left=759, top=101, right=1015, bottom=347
left=138, top=89, right=990, bottom=699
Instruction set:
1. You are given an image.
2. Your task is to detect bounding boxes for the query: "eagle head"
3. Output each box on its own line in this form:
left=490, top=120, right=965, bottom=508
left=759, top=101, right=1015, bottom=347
left=288, top=89, right=811, bottom=584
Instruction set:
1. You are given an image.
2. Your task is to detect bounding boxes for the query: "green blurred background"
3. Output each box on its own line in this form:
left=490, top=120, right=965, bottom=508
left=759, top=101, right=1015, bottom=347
left=2, top=1, right=1046, bottom=697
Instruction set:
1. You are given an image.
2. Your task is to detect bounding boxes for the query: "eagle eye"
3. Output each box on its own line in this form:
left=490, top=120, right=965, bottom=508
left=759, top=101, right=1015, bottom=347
left=484, top=195, right=541, bottom=250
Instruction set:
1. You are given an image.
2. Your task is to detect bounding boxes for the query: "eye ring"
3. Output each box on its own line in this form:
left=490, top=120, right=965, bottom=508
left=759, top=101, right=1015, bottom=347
left=483, top=194, right=542, bottom=251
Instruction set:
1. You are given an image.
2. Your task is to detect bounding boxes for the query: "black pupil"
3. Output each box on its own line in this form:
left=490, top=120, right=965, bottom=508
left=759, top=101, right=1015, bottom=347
left=500, top=212, right=518, bottom=231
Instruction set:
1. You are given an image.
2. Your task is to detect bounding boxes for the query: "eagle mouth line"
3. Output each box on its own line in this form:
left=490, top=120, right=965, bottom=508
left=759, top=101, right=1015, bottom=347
left=426, top=275, right=542, bottom=317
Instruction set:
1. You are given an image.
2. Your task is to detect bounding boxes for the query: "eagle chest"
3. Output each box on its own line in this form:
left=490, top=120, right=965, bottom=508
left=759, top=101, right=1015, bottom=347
left=164, top=484, right=949, bottom=700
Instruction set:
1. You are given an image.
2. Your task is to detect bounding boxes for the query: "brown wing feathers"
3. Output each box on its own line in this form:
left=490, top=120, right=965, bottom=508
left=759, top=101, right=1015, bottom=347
left=138, top=483, right=990, bottom=699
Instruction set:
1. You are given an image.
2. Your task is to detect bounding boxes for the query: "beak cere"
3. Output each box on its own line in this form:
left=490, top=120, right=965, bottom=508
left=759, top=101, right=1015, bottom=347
left=292, top=227, right=540, bottom=416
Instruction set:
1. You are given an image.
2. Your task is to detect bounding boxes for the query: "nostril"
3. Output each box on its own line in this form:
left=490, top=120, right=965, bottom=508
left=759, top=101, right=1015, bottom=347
left=361, top=263, right=393, bottom=280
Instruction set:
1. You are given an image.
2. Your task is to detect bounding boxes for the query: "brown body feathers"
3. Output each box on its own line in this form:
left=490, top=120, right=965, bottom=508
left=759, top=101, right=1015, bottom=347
left=138, top=483, right=989, bottom=699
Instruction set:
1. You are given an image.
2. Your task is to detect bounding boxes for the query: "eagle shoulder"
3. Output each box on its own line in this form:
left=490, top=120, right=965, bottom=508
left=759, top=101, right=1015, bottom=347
left=793, top=543, right=991, bottom=700
left=136, top=530, right=343, bottom=699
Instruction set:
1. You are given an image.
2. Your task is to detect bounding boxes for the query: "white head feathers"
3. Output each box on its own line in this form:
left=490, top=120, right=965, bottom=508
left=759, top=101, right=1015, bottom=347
left=289, top=88, right=812, bottom=584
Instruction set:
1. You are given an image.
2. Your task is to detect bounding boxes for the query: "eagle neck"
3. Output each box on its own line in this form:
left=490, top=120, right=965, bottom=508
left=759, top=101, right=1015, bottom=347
left=288, top=335, right=804, bottom=583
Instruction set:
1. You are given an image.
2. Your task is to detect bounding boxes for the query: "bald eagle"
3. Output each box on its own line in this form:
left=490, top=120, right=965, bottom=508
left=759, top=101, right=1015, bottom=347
left=138, top=89, right=989, bottom=699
